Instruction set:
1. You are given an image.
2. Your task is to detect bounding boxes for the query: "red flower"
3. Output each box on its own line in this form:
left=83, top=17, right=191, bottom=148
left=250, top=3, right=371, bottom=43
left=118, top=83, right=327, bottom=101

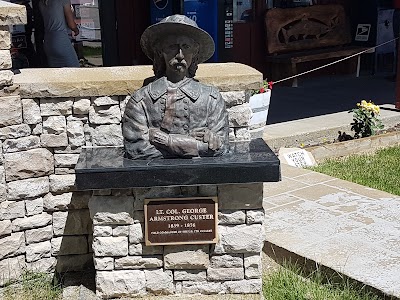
left=268, top=81, right=274, bottom=90
left=259, top=87, right=265, bottom=93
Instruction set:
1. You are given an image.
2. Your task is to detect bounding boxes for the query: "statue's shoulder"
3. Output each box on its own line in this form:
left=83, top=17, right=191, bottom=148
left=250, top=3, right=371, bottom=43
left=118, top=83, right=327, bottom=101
left=130, top=77, right=166, bottom=103
left=130, top=86, right=147, bottom=104
left=190, top=79, right=220, bottom=99
left=208, top=85, right=220, bottom=99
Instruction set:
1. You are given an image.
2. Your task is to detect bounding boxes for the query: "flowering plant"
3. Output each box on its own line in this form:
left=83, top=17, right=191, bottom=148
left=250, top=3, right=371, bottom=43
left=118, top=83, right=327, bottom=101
left=252, top=80, right=274, bottom=95
left=350, top=100, right=383, bottom=138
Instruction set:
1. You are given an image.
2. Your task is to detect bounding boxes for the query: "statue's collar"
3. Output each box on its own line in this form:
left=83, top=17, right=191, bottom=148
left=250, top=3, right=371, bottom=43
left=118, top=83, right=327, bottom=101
left=148, top=77, right=200, bottom=101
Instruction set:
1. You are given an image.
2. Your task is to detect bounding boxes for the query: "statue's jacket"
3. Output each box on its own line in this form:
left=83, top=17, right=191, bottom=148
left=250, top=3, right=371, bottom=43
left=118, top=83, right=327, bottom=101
left=122, top=76, right=229, bottom=159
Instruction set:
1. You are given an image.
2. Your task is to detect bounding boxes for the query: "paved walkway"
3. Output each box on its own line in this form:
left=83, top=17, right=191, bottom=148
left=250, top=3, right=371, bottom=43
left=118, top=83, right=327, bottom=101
left=263, top=163, right=400, bottom=298
left=262, top=80, right=400, bottom=298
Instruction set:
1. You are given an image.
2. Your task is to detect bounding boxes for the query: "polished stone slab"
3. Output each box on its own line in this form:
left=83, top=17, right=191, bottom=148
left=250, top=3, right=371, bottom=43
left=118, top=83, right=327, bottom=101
left=75, top=138, right=280, bottom=190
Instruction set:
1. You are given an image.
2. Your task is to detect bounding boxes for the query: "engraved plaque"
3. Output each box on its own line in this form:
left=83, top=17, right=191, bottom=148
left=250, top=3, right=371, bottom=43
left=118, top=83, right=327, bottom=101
left=144, top=197, right=218, bottom=246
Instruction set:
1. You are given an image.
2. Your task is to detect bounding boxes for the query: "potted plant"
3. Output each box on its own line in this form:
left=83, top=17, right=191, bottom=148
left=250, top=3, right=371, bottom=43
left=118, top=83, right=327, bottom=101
left=249, top=80, right=273, bottom=129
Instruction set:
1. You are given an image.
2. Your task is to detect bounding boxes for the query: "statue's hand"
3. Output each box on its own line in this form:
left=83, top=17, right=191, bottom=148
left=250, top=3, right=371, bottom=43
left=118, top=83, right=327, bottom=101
left=190, top=128, right=222, bottom=151
left=190, top=127, right=206, bottom=141
left=204, top=129, right=222, bottom=151
left=149, top=128, right=170, bottom=147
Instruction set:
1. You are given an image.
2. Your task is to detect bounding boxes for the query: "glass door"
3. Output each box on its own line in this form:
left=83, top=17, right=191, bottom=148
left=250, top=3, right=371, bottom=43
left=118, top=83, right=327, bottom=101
left=72, top=0, right=103, bottom=66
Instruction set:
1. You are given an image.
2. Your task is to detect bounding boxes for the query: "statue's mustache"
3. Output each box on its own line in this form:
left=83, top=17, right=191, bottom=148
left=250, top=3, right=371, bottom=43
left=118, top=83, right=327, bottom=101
left=170, top=59, right=187, bottom=67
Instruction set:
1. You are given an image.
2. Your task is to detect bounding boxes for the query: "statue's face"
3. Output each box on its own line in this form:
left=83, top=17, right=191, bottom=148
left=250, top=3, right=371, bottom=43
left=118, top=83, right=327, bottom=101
left=160, top=35, right=199, bottom=76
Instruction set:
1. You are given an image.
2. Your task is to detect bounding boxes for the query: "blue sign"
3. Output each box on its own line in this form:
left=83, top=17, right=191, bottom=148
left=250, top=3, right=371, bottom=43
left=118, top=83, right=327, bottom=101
left=150, top=0, right=173, bottom=24
left=184, top=0, right=218, bottom=62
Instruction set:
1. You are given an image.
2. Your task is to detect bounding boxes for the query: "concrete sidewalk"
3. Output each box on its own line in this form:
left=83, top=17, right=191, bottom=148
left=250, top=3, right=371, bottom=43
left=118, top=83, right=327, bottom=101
left=263, top=163, right=400, bottom=298
left=263, top=104, right=400, bottom=151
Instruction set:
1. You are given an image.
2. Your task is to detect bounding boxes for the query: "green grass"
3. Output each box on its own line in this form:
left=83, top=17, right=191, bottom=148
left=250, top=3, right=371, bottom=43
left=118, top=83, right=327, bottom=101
left=82, top=46, right=102, bottom=57
left=2, top=271, right=62, bottom=300
left=263, top=262, right=383, bottom=300
left=310, top=146, right=400, bottom=196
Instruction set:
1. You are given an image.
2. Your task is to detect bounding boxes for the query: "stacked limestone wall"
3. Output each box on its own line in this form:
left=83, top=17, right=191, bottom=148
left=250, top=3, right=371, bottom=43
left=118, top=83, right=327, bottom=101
left=89, top=184, right=265, bottom=298
left=0, top=63, right=262, bottom=287
left=0, top=0, right=39, bottom=286
left=0, top=0, right=264, bottom=289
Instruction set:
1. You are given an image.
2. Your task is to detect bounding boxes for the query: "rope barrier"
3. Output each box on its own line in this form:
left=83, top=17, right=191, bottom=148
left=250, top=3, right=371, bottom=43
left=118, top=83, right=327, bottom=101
left=270, top=37, right=400, bottom=86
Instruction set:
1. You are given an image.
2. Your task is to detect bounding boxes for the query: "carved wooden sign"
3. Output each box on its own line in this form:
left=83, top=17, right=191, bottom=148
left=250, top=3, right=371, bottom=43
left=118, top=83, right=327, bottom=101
left=265, top=4, right=351, bottom=54
left=144, top=197, right=218, bottom=246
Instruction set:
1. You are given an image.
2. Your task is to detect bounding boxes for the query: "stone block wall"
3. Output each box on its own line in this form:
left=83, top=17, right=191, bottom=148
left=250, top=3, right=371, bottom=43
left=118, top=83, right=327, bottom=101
left=0, top=0, right=264, bottom=289
left=89, top=184, right=265, bottom=298
left=0, top=83, right=262, bottom=288
left=0, top=69, right=263, bottom=287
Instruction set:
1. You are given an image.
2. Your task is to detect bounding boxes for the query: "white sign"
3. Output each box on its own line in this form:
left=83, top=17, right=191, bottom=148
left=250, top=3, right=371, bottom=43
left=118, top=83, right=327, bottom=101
left=76, top=21, right=96, bottom=41
left=355, top=24, right=371, bottom=42
left=279, top=148, right=316, bottom=168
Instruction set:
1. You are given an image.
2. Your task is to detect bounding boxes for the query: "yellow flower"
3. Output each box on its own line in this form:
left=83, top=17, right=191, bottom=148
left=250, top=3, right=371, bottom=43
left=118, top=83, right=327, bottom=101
left=358, top=100, right=380, bottom=115
left=372, top=105, right=380, bottom=115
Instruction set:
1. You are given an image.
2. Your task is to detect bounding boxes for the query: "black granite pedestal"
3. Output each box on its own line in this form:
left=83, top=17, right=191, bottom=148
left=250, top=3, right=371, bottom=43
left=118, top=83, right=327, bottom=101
left=75, top=139, right=280, bottom=190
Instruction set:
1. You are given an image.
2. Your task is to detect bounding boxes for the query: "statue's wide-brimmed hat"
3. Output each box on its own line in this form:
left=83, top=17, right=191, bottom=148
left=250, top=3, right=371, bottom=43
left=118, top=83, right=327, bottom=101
left=140, top=14, right=215, bottom=63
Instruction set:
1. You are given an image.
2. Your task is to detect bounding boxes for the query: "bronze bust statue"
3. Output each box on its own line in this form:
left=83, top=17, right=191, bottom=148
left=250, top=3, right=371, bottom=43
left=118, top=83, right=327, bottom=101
left=122, top=15, right=229, bottom=160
